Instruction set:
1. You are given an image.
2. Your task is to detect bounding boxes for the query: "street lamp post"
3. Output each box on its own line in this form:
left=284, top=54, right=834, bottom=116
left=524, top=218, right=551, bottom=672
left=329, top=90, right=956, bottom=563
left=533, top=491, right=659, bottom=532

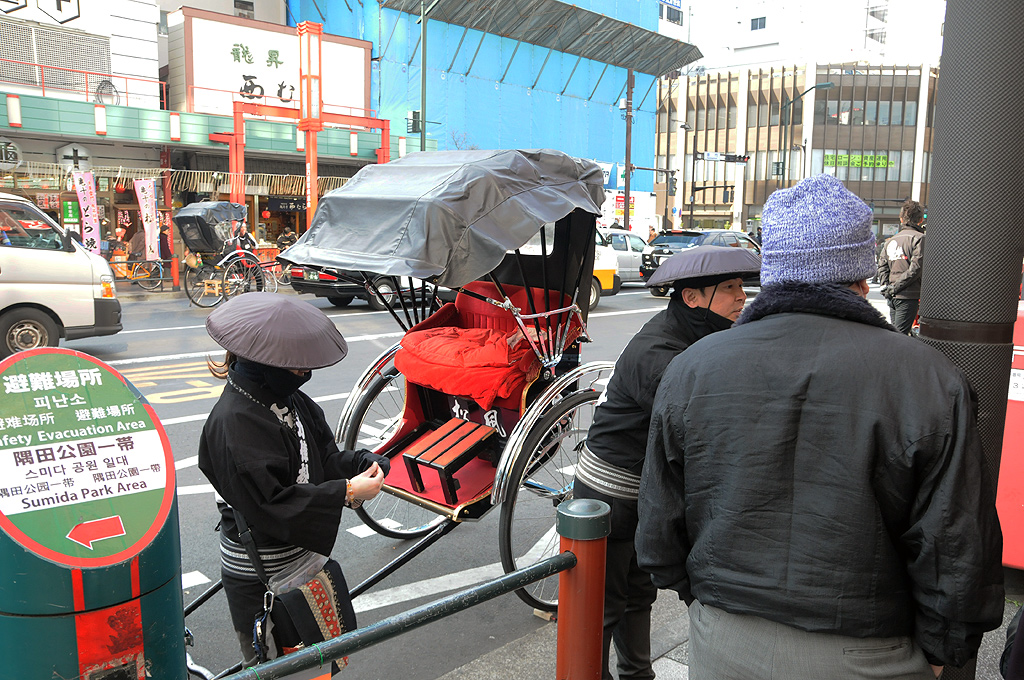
left=684, top=123, right=696, bottom=230
left=780, top=81, right=833, bottom=186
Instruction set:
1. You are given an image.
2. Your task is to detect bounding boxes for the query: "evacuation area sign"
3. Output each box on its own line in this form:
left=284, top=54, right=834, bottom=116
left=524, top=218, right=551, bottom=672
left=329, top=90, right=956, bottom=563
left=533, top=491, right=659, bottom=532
left=0, top=348, right=174, bottom=568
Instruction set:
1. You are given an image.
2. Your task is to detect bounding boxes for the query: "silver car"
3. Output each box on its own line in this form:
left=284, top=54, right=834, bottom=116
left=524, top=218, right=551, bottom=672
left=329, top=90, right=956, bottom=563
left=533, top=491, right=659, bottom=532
left=599, top=227, right=648, bottom=283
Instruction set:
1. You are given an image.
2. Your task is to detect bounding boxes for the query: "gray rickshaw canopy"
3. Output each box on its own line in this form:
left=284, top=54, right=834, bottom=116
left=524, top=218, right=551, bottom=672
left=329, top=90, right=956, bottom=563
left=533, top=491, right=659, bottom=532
left=279, top=149, right=606, bottom=288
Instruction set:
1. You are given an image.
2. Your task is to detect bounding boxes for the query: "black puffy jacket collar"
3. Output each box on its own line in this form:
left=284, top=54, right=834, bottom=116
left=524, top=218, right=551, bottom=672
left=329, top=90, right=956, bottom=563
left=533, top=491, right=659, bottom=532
left=736, top=281, right=896, bottom=331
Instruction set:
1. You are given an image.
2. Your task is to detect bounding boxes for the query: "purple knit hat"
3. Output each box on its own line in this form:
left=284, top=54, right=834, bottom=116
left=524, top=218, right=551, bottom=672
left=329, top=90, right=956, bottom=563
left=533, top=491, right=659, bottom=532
left=760, top=174, right=875, bottom=286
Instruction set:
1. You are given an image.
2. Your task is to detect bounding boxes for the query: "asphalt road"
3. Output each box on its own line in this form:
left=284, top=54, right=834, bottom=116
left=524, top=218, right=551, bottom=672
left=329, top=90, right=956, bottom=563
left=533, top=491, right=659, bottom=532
left=63, top=283, right=669, bottom=679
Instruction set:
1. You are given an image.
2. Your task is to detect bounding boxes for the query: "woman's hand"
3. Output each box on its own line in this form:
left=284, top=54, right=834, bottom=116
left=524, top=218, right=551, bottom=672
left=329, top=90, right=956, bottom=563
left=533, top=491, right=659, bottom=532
left=349, top=462, right=385, bottom=500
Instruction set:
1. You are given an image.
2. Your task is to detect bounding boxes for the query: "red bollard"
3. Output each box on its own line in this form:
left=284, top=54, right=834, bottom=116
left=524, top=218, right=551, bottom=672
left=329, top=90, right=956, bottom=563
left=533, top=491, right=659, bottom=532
left=170, top=256, right=180, bottom=291
left=555, top=498, right=610, bottom=680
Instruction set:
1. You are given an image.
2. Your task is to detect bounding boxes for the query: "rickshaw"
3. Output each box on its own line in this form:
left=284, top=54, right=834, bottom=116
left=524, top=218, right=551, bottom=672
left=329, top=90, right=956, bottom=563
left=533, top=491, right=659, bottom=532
left=174, top=202, right=274, bottom=307
left=279, top=149, right=616, bottom=611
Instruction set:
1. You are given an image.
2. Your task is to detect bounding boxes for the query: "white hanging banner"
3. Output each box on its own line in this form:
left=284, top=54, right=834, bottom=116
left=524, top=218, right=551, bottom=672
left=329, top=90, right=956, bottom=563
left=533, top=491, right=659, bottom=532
left=133, top=179, right=160, bottom=262
left=71, top=171, right=100, bottom=256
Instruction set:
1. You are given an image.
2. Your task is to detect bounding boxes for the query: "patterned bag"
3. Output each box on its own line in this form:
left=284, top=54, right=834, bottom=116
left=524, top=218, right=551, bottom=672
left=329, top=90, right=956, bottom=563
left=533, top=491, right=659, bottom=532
left=234, top=511, right=356, bottom=664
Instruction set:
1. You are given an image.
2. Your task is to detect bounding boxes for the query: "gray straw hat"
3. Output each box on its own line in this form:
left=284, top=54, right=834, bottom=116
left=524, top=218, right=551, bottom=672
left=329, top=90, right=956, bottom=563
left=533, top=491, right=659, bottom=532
left=645, top=245, right=761, bottom=289
left=206, top=293, right=348, bottom=370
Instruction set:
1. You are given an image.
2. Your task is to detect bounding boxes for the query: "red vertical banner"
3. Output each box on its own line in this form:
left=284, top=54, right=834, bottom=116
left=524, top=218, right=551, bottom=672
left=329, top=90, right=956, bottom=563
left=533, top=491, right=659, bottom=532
left=133, top=179, right=159, bottom=261
left=72, top=171, right=101, bottom=255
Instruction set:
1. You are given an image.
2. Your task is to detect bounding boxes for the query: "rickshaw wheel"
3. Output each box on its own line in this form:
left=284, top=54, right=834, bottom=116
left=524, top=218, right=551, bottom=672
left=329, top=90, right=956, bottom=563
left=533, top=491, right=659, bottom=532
left=221, top=257, right=266, bottom=299
left=340, top=366, right=447, bottom=539
left=184, top=265, right=222, bottom=308
left=499, top=389, right=599, bottom=611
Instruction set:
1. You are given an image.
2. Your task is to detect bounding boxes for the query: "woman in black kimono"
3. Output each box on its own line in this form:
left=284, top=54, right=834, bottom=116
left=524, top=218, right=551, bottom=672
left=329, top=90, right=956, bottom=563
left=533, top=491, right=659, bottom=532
left=198, top=292, right=389, bottom=665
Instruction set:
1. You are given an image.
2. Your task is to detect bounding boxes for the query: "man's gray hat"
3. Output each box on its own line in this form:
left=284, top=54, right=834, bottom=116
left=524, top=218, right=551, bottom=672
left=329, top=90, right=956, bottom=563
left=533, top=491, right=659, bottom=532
left=760, top=174, right=875, bottom=286
left=646, top=245, right=760, bottom=289
left=206, top=292, right=348, bottom=370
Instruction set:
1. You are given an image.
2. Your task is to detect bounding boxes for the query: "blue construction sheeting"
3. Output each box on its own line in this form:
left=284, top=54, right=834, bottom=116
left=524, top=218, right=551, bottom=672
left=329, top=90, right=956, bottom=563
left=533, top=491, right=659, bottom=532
left=288, top=0, right=658, bottom=191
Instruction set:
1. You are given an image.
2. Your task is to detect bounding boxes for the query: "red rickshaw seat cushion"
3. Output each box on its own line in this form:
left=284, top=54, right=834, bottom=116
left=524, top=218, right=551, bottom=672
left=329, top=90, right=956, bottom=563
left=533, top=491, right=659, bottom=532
left=395, top=281, right=576, bottom=411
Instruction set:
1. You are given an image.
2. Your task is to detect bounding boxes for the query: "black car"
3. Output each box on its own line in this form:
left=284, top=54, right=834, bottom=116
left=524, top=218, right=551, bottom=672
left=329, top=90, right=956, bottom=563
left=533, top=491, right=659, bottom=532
left=642, top=229, right=762, bottom=295
left=288, top=264, right=455, bottom=309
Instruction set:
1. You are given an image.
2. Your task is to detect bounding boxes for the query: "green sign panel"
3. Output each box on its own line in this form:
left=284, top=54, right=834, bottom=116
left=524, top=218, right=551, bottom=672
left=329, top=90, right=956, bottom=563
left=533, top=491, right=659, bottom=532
left=823, top=154, right=895, bottom=168
left=61, top=200, right=80, bottom=225
left=0, top=349, right=174, bottom=567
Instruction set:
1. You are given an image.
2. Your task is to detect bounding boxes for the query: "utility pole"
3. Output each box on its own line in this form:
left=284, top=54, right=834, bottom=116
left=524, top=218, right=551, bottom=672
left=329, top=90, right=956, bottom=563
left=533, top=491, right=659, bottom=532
left=664, top=76, right=674, bottom=229
left=689, top=147, right=698, bottom=230
left=420, top=0, right=427, bottom=151
left=623, top=68, right=634, bottom=233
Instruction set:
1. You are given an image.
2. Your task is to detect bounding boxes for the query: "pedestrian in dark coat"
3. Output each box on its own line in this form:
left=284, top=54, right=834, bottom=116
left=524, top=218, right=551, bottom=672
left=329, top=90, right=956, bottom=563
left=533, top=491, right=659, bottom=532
left=198, top=293, right=390, bottom=666
left=877, top=199, right=925, bottom=333
left=575, top=246, right=759, bottom=680
left=637, top=174, right=1003, bottom=680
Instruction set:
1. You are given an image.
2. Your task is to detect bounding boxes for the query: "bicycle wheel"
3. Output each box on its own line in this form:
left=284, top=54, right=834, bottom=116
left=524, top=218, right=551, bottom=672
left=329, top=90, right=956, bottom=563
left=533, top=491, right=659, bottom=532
left=134, top=261, right=162, bottom=290
left=339, top=366, right=446, bottom=539
left=259, top=265, right=279, bottom=294
left=221, top=257, right=265, bottom=300
left=184, top=265, right=222, bottom=308
left=498, top=390, right=599, bottom=611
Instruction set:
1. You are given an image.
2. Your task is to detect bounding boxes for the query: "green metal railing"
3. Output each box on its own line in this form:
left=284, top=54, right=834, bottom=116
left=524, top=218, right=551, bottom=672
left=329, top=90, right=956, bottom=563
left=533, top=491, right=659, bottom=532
left=220, top=551, right=577, bottom=680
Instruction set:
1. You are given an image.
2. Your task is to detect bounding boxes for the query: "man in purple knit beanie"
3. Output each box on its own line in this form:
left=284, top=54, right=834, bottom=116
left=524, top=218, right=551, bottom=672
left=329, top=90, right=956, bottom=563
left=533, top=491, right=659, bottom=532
left=636, top=174, right=1003, bottom=680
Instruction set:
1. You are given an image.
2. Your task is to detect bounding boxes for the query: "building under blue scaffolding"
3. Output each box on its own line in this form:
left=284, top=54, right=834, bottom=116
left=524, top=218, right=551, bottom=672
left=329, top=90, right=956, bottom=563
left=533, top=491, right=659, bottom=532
left=285, top=0, right=699, bottom=193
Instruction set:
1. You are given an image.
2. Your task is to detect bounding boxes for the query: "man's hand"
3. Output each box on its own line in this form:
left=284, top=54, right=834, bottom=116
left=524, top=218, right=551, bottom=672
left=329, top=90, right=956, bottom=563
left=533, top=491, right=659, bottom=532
left=880, top=284, right=895, bottom=299
left=350, top=462, right=385, bottom=500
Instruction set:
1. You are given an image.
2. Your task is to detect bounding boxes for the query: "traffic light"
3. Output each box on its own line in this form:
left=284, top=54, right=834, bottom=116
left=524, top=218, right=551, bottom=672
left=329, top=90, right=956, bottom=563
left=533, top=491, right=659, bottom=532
left=725, top=154, right=750, bottom=163
left=406, top=110, right=422, bottom=134
left=668, top=175, right=678, bottom=196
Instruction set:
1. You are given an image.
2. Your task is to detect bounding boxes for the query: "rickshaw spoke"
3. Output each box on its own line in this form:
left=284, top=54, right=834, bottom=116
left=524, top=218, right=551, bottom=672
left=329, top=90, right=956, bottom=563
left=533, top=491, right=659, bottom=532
left=499, top=390, right=599, bottom=611
left=339, top=363, right=446, bottom=539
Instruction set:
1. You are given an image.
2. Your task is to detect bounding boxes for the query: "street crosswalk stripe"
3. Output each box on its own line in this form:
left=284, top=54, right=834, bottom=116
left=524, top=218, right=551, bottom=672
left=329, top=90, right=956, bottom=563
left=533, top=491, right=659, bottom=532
left=347, top=519, right=401, bottom=538
left=181, top=571, right=211, bottom=589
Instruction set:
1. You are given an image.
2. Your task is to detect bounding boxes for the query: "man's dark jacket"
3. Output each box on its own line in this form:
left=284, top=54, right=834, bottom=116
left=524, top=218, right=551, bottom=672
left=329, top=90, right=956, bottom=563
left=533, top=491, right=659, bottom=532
left=636, top=282, right=1003, bottom=668
left=877, top=222, right=925, bottom=299
left=577, top=300, right=730, bottom=539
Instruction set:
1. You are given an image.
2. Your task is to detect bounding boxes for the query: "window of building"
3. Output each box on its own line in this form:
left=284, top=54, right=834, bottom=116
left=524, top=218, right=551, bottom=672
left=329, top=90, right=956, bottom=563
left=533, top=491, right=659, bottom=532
left=234, top=0, right=255, bottom=19
left=891, top=101, right=903, bottom=125
left=686, top=108, right=696, bottom=130
left=769, top=101, right=780, bottom=126
left=878, top=101, right=890, bottom=125
left=158, top=10, right=169, bottom=36
left=814, top=100, right=827, bottom=124
left=717, top=105, right=727, bottom=129
left=868, top=6, right=889, bottom=22
left=826, top=100, right=839, bottom=123
left=864, top=101, right=877, bottom=125
left=851, top=101, right=865, bottom=125
left=696, top=104, right=705, bottom=130
left=754, top=151, right=767, bottom=180
left=727, top=103, right=738, bottom=128
left=751, top=17, right=766, bottom=30
left=866, top=28, right=887, bottom=44
left=659, top=4, right=684, bottom=24
left=904, top=100, right=918, bottom=126
left=758, top=102, right=769, bottom=126
left=747, top=102, right=758, bottom=127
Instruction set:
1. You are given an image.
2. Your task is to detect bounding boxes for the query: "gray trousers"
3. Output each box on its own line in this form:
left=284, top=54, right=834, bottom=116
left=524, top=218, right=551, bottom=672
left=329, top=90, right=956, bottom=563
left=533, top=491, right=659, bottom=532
left=688, top=600, right=935, bottom=680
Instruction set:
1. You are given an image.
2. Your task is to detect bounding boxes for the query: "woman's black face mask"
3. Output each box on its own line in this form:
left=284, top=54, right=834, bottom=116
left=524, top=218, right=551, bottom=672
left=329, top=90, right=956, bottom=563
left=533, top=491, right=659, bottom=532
left=261, top=365, right=312, bottom=399
left=234, top=358, right=311, bottom=399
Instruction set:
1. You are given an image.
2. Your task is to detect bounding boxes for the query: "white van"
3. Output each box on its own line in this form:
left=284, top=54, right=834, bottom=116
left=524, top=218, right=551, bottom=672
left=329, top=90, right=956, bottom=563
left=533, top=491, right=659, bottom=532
left=0, top=192, right=121, bottom=358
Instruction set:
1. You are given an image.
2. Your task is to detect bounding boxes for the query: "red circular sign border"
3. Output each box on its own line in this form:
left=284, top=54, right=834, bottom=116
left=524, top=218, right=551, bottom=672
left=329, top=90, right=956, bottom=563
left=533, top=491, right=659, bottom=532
left=0, top=347, right=176, bottom=568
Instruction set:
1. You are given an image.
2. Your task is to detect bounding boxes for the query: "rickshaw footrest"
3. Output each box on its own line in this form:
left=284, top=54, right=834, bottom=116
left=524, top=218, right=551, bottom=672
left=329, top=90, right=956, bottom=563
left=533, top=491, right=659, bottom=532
left=402, top=418, right=496, bottom=505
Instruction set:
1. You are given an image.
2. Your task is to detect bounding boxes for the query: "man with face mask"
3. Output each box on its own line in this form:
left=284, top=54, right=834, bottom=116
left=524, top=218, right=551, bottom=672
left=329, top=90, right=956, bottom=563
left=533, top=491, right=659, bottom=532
left=574, top=245, right=760, bottom=680
left=198, top=293, right=391, bottom=666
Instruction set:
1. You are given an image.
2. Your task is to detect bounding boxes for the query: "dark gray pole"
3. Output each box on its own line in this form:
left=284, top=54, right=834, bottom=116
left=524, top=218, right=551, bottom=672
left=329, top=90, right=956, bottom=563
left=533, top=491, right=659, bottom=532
left=919, top=1, right=1024, bottom=673
left=624, top=68, right=634, bottom=233
left=664, top=78, right=673, bottom=229
left=688, top=147, right=697, bottom=230
left=420, top=0, right=426, bottom=151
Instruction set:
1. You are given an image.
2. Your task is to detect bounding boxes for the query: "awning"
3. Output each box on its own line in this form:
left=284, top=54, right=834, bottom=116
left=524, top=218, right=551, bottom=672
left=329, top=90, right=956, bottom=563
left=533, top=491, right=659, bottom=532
left=380, top=0, right=702, bottom=77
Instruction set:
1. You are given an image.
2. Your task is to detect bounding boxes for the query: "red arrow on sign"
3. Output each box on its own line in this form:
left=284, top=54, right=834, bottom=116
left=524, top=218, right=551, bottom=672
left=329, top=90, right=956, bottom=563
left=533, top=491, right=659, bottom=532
left=66, top=516, right=126, bottom=550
